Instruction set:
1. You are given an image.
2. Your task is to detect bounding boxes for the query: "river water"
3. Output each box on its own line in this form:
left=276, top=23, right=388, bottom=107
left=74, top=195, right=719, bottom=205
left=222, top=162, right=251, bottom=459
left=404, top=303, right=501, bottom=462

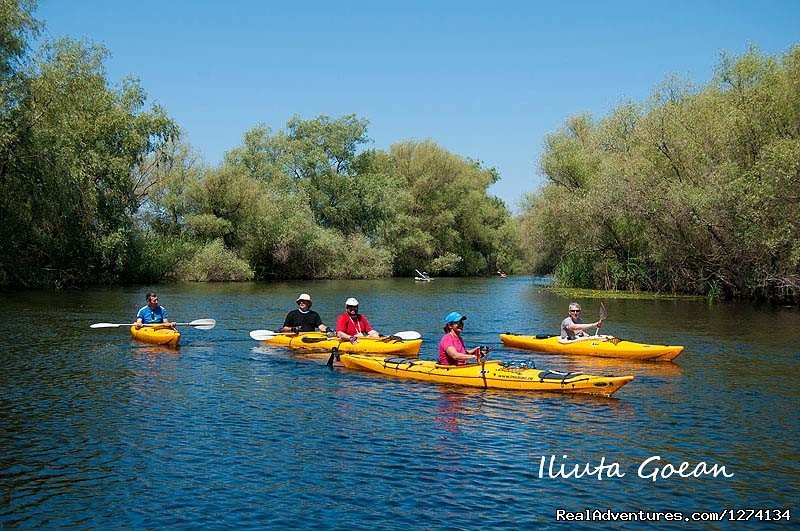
left=1, top=277, right=797, bottom=528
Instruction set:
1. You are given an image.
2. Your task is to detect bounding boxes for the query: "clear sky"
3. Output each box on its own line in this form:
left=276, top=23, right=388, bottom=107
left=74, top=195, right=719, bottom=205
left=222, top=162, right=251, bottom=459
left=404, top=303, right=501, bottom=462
left=35, top=0, right=800, bottom=211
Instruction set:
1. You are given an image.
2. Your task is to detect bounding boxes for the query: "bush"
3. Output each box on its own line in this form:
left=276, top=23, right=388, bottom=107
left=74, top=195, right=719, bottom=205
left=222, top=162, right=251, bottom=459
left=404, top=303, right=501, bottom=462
left=311, top=231, right=393, bottom=279
left=179, top=239, right=254, bottom=281
left=554, top=253, right=597, bottom=289
left=126, top=232, right=196, bottom=283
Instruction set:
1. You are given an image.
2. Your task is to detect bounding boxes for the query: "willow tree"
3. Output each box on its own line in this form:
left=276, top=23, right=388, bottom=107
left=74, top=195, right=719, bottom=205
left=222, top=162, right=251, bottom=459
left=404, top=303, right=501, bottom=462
left=383, top=140, right=516, bottom=276
left=223, top=114, right=398, bottom=238
left=173, top=115, right=396, bottom=280
left=0, top=2, right=177, bottom=287
left=521, top=45, right=800, bottom=302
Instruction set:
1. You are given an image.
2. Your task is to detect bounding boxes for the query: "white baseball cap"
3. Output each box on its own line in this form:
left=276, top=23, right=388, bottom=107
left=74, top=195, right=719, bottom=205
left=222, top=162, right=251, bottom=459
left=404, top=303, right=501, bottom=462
left=345, top=297, right=359, bottom=306
left=296, top=293, right=312, bottom=303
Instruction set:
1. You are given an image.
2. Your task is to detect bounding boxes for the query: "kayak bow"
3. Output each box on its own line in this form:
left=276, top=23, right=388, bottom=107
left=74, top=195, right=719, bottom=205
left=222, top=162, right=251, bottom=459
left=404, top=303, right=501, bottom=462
left=130, top=325, right=180, bottom=347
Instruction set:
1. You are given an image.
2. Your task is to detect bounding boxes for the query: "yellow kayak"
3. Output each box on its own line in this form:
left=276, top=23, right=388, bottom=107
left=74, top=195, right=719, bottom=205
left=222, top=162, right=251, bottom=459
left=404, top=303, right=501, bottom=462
left=260, top=332, right=422, bottom=356
left=130, top=325, right=180, bottom=347
left=338, top=353, right=633, bottom=396
left=500, top=333, right=683, bottom=361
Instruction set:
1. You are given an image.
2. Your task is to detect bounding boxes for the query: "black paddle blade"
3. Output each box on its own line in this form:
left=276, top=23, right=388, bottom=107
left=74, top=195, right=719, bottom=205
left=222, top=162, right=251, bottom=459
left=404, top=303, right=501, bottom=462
left=326, top=347, right=340, bottom=368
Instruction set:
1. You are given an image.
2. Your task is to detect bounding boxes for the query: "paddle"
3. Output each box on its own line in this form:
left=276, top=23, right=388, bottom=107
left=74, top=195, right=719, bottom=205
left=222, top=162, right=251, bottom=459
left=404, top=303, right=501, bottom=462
left=248, top=329, right=303, bottom=341
left=596, top=302, right=607, bottom=336
left=382, top=331, right=422, bottom=341
left=477, top=345, right=494, bottom=389
left=90, top=318, right=216, bottom=330
left=415, top=269, right=432, bottom=280
left=299, top=330, right=422, bottom=343
left=593, top=303, right=624, bottom=344
left=326, top=347, right=341, bottom=368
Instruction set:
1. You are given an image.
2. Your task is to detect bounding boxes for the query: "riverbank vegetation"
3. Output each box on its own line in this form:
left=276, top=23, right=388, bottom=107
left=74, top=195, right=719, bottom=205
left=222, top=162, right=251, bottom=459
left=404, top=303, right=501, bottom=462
left=520, top=45, right=800, bottom=304
left=1, top=2, right=797, bottom=303
left=0, top=1, right=520, bottom=288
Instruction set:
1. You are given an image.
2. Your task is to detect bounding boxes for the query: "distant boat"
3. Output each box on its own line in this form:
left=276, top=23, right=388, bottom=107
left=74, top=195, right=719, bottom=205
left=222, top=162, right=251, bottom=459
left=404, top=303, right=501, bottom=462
left=415, top=269, right=434, bottom=282
left=497, top=270, right=508, bottom=278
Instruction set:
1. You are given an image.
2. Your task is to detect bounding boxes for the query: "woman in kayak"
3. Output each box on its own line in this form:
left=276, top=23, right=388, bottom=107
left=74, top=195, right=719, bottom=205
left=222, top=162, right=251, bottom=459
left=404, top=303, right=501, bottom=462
left=135, top=292, right=176, bottom=330
left=281, top=293, right=330, bottom=334
left=438, top=312, right=483, bottom=365
left=336, top=297, right=380, bottom=343
left=560, top=303, right=602, bottom=340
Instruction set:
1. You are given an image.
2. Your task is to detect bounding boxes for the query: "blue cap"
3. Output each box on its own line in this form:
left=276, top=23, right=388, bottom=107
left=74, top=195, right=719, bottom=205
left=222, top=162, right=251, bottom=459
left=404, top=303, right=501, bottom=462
left=444, top=312, right=466, bottom=324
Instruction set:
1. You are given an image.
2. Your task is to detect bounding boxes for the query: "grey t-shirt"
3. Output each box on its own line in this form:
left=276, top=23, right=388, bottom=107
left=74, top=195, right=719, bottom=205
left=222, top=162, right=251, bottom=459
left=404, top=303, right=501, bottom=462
left=561, top=316, right=583, bottom=340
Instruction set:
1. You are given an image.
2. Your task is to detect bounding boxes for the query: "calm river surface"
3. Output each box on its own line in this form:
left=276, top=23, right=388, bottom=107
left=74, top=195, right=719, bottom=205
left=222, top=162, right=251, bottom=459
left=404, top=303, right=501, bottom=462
left=1, top=277, right=797, bottom=528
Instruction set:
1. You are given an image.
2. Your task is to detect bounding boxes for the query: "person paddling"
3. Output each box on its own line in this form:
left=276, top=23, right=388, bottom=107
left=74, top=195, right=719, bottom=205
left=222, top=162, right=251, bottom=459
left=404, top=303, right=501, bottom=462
left=336, top=298, right=380, bottom=343
left=560, top=302, right=602, bottom=341
left=281, top=293, right=330, bottom=334
left=438, top=312, right=483, bottom=365
left=135, top=292, right=176, bottom=330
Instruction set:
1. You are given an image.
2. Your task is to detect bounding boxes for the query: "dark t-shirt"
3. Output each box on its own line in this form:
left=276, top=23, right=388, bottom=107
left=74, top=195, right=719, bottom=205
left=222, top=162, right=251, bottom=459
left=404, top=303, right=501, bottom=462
left=283, top=309, right=324, bottom=332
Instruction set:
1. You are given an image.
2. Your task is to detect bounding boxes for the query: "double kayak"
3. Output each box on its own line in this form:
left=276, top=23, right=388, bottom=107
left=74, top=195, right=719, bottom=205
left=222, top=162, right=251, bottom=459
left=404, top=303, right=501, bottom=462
left=338, top=353, right=633, bottom=396
left=260, top=332, right=422, bottom=356
left=130, top=325, right=180, bottom=347
left=500, top=333, right=683, bottom=361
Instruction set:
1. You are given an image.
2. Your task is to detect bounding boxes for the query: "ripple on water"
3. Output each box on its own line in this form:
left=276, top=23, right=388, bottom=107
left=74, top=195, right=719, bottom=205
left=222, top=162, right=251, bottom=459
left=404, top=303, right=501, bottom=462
left=2, top=281, right=799, bottom=528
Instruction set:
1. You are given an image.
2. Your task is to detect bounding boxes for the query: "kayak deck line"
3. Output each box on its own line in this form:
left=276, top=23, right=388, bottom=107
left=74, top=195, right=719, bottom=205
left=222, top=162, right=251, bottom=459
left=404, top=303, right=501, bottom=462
left=339, top=353, right=633, bottom=396
left=260, top=332, right=422, bottom=356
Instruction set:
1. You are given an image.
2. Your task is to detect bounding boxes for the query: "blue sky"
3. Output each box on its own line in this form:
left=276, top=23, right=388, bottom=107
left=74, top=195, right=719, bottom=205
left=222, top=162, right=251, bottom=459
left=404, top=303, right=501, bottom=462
left=36, top=1, right=800, bottom=211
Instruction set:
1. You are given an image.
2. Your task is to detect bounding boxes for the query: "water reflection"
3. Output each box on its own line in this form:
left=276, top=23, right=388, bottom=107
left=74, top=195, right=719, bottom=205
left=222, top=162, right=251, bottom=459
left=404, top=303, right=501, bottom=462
left=2, top=278, right=798, bottom=528
left=130, top=344, right=180, bottom=358
left=433, top=388, right=474, bottom=434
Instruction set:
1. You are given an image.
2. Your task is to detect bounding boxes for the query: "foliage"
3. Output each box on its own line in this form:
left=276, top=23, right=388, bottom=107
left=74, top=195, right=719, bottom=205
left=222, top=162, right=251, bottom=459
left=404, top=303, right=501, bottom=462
left=380, top=140, right=516, bottom=276
left=0, top=2, right=527, bottom=287
left=221, top=115, right=395, bottom=237
left=124, top=232, right=196, bottom=283
left=520, top=45, right=800, bottom=303
left=178, top=239, right=254, bottom=282
left=0, top=25, right=177, bottom=287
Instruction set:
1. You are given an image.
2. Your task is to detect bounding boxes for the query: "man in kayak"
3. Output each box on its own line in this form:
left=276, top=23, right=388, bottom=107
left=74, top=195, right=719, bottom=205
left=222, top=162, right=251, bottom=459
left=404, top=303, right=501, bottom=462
left=336, top=298, right=380, bottom=343
left=560, top=303, right=602, bottom=340
left=281, top=293, right=330, bottom=334
left=135, top=292, right=176, bottom=329
left=438, top=312, right=483, bottom=365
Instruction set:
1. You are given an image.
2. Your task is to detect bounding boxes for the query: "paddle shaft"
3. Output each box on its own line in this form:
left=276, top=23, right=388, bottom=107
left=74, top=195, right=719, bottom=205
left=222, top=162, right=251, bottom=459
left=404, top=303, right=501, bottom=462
left=91, top=318, right=215, bottom=330
left=597, top=302, right=607, bottom=336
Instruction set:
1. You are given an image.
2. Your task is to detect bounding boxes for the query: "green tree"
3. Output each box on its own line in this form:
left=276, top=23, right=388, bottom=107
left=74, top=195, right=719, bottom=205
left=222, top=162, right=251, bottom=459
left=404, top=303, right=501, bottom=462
left=520, top=44, right=800, bottom=302
left=0, top=33, right=177, bottom=287
left=382, top=140, right=515, bottom=275
left=224, top=114, right=397, bottom=237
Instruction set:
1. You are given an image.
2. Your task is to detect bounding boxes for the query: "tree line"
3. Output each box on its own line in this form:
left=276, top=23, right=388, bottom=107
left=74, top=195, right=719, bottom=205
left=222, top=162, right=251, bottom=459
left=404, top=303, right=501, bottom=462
left=2, top=2, right=797, bottom=303
left=0, top=1, right=521, bottom=288
left=519, top=45, right=800, bottom=304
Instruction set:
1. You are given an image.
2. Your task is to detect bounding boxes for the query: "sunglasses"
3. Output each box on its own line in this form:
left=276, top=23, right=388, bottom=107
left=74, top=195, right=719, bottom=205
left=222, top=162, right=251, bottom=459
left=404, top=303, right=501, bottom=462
left=569, top=309, right=581, bottom=313
left=346, top=305, right=358, bottom=309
